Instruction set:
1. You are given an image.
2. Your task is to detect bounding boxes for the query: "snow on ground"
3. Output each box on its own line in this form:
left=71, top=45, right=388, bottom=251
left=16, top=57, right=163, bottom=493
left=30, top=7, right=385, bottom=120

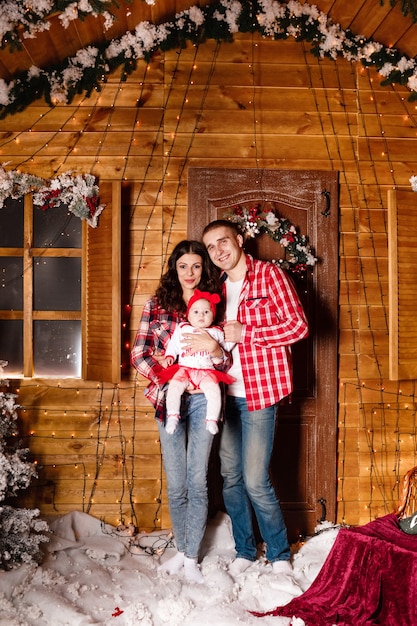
left=0, top=511, right=339, bottom=626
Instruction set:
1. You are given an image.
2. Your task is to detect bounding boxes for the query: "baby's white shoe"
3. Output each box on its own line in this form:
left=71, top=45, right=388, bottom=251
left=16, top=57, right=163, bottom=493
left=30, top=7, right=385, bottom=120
left=165, top=415, right=180, bottom=434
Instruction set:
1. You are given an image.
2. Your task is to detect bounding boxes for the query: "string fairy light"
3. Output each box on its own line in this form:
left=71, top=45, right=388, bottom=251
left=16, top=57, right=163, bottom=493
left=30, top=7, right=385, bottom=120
left=299, top=41, right=417, bottom=523
left=344, top=381, right=417, bottom=518
left=13, top=378, right=163, bottom=530
left=301, top=44, right=361, bottom=525
left=0, top=52, right=131, bottom=177
left=127, top=47, right=186, bottom=314
left=100, top=517, right=176, bottom=559
left=162, top=40, right=223, bottom=262
left=88, top=74, right=128, bottom=176
left=119, top=62, right=152, bottom=184
left=354, top=66, right=413, bottom=519
left=0, top=90, right=94, bottom=172
left=36, top=462, right=88, bottom=513
left=7, top=6, right=417, bottom=535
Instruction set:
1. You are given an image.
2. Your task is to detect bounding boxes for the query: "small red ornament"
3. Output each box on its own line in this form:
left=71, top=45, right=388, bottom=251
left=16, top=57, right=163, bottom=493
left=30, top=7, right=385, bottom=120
left=112, top=607, right=124, bottom=617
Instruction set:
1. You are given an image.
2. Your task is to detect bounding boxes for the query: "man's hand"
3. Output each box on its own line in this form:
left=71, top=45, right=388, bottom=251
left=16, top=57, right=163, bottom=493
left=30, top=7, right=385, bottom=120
left=223, top=320, right=243, bottom=343
left=181, top=329, right=221, bottom=357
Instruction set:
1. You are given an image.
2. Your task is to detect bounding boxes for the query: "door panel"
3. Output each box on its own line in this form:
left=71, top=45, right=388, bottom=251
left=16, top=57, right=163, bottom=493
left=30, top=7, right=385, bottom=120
left=188, top=168, right=339, bottom=540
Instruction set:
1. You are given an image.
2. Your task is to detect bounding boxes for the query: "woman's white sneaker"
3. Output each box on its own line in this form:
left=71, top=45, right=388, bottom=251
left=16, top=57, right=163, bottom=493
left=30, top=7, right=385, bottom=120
left=228, top=557, right=253, bottom=577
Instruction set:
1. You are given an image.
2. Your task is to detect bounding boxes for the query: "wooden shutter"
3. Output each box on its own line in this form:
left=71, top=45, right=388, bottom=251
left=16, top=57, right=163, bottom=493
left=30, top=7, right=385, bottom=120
left=388, top=189, right=417, bottom=380
left=83, top=181, right=121, bottom=383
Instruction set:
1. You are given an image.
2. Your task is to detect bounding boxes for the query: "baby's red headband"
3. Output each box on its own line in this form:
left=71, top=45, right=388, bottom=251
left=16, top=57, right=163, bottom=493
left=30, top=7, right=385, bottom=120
left=187, top=289, right=221, bottom=317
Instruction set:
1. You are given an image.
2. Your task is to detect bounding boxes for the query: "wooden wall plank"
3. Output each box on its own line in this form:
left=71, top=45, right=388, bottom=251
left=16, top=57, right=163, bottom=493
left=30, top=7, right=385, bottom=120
left=3, top=29, right=417, bottom=530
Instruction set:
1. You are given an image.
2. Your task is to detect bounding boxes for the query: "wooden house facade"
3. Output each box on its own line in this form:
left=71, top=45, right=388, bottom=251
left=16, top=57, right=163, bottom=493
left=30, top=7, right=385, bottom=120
left=1, top=0, right=417, bottom=539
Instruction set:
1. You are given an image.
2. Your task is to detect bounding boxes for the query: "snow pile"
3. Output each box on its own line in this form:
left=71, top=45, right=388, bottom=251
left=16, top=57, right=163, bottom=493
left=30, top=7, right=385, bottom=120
left=0, top=511, right=339, bottom=625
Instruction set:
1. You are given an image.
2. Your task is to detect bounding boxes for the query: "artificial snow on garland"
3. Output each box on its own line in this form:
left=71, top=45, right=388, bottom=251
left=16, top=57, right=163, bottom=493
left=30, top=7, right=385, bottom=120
left=0, top=0, right=126, bottom=49
left=1, top=0, right=417, bottom=120
left=0, top=165, right=105, bottom=227
left=225, top=202, right=317, bottom=275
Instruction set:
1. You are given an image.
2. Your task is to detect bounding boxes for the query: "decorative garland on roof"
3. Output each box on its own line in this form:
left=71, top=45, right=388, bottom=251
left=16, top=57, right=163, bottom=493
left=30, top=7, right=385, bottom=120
left=1, top=0, right=417, bottom=51
left=0, top=1, right=135, bottom=51
left=389, top=0, right=417, bottom=23
left=225, top=203, right=317, bottom=275
left=0, top=165, right=105, bottom=227
left=1, top=0, right=417, bottom=120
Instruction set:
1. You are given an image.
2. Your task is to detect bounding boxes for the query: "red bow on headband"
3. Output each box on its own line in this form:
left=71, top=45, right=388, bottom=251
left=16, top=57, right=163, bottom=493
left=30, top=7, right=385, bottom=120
left=186, top=289, right=221, bottom=317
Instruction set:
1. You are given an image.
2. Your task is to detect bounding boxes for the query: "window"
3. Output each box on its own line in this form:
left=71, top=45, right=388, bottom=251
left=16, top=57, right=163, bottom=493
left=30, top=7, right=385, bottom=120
left=0, top=181, right=121, bottom=382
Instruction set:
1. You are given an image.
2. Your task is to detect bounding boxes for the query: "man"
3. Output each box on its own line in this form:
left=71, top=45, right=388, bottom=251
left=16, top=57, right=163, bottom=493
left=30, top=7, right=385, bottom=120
left=202, top=219, right=309, bottom=577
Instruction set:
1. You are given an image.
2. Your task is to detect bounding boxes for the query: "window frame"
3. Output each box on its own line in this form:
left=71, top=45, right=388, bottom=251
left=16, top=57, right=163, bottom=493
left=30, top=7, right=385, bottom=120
left=0, top=180, right=121, bottom=383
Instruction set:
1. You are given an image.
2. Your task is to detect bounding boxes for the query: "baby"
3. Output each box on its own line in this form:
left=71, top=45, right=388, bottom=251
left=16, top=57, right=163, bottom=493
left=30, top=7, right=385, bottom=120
left=160, top=289, right=234, bottom=435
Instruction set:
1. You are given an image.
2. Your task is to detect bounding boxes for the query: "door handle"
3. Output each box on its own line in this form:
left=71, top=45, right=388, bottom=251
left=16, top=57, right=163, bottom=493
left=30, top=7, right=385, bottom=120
left=321, top=190, right=331, bottom=217
left=317, top=497, right=327, bottom=522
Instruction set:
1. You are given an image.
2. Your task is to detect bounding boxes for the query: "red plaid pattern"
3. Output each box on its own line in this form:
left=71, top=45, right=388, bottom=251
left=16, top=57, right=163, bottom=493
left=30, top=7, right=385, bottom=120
left=130, top=297, right=182, bottom=421
left=227, top=255, right=309, bottom=411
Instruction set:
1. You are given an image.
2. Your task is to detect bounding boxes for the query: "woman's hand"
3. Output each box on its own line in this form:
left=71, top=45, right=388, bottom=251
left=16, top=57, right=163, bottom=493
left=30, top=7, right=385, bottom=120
left=151, top=349, right=167, bottom=365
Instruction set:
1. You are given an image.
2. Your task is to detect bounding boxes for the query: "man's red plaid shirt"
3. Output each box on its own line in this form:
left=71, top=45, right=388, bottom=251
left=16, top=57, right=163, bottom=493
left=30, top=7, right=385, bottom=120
left=226, top=255, right=309, bottom=411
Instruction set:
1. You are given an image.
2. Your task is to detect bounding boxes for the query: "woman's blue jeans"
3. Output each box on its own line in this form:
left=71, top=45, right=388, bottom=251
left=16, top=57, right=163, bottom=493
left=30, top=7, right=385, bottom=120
left=219, top=395, right=290, bottom=563
left=157, top=393, right=214, bottom=560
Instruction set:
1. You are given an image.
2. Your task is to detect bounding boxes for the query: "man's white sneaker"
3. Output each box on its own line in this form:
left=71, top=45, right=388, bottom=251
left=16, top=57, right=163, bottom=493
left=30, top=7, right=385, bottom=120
left=272, top=560, right=293, bottom=575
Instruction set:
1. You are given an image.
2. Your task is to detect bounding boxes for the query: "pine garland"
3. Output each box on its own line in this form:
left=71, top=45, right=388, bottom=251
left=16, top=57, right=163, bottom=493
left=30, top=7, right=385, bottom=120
left=385, top=0, right=417, bottom=23
left=1, top=0, right=417, bottom=121
left=0, top=0, right=132, bottom=51
left=0, top=166, right=105, bottom=227
left=0, top=0, right=416, bottom=54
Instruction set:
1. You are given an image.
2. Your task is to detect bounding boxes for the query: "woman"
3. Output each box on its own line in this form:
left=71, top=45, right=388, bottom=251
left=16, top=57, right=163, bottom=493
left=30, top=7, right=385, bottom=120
left=130, top=240, right=230, bottom=584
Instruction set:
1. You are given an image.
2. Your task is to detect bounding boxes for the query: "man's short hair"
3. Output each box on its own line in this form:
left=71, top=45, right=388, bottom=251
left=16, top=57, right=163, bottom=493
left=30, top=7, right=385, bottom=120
left=202, top=219, right=241, bottom=239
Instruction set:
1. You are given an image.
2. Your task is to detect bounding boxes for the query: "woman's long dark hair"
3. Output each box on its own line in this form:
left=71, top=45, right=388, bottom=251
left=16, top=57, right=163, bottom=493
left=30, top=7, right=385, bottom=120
left=155, top=240, right=224, bottom=320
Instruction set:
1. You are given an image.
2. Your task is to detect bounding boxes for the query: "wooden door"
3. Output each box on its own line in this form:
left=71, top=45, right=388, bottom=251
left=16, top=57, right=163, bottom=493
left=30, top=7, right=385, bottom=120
left=187, top=168, right=339, bottom=541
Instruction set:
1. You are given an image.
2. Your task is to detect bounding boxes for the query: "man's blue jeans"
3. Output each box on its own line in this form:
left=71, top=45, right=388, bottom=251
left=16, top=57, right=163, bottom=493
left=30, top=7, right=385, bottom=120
left=219, top=395, right=290, bottom=563
left=158, top=393, right=214, bottom=560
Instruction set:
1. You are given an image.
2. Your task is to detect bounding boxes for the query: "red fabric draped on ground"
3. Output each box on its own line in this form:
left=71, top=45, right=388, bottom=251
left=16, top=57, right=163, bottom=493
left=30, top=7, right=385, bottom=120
left=252, top=514, right=417, bottom=625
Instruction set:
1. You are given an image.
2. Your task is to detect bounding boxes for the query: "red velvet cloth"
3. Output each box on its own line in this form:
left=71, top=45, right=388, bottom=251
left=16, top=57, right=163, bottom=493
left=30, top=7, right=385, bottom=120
left=253, top=514, right=417, bottom=625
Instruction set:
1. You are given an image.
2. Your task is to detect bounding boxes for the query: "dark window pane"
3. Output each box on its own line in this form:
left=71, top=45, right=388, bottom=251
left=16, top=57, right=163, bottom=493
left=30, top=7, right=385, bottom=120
left=34, top=320, right=81, bottom=377
left=33, top=205, right=82, bottom=248
left=0, top=320, right=23, bottom=374
left=0, top=197, right=24, bottom=247
left=33, top=257, right=81, bottom=311
left=0, top=257, right=23, bottom=309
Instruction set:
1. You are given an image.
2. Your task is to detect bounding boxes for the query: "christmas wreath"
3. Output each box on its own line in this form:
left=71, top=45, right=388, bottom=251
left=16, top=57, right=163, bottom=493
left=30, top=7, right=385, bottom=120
left=225, top=203, right=317, bottom=275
